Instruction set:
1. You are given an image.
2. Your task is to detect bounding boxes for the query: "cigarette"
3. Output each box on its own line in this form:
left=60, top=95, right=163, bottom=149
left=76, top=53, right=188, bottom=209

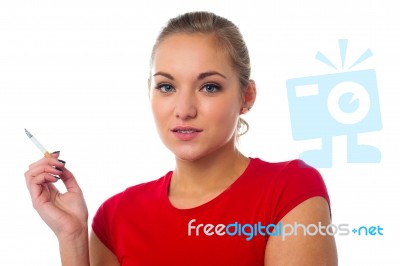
left=24, top=128, right=51, bottom=158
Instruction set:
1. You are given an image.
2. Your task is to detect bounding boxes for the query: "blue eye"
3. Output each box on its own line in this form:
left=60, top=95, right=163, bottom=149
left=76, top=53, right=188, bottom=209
left=158, top=84, right=175, bottom=93
left=202, top=83, right=220, bottom=93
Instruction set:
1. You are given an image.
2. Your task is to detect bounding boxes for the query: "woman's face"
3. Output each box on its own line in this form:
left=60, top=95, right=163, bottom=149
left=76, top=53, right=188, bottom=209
left=149, top=33, right=244, bottom=161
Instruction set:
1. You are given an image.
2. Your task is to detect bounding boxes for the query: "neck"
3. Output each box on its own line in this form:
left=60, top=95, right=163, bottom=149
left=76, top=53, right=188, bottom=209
left=170, top=141, right=250, bottom=199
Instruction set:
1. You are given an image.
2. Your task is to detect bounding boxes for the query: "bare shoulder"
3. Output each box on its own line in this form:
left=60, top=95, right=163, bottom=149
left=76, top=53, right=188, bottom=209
left=89, top=230, right=120, bottom=266
left=265, top=196, right=338, bottom=266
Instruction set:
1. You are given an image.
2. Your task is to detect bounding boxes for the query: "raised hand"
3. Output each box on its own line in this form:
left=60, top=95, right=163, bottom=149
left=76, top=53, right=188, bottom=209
left=24, top=152, right=88, bottom=241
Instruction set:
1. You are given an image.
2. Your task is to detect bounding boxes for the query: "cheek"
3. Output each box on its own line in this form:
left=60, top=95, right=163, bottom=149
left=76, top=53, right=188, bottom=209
left=203, top=97, right=240, bottom=126
left=150, top=97, right=166, bottom=126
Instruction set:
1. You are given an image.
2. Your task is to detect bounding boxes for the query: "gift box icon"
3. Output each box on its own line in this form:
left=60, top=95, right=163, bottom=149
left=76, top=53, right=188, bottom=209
left=286, top=40, right=382, bottom=168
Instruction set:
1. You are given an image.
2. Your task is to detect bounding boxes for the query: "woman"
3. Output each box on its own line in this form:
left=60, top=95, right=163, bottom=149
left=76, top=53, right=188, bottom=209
left=25, top=11, right=337, bottom=265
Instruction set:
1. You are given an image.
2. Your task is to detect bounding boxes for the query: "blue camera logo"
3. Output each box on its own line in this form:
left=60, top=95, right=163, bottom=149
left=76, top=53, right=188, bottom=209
left=286, top=40, right=382, bottom=168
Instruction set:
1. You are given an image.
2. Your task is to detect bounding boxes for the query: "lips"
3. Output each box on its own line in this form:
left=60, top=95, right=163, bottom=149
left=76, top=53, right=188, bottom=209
left=172, top=126, right=202, bottom=133
left=171, top=126, right=202, bottom=141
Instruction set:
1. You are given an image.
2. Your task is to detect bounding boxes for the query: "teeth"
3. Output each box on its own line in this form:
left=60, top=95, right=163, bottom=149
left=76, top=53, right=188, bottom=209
left=178, top=130, right=194, bottom=133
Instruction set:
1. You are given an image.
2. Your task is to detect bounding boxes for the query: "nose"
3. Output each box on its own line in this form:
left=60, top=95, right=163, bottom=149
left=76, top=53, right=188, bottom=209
left=174, top=89, right=197, bottom=120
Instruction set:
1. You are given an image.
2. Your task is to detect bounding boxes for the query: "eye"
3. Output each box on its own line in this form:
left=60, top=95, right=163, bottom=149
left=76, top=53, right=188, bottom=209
left=201, top=83, right=220, bottom=93
left=157, top=83, right=175, bottom=93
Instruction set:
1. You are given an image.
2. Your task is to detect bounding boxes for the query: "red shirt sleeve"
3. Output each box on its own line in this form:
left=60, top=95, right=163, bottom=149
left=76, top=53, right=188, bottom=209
left=91, top=192, right=124, bottom=253
left=270, top=159, right=330, bottom=224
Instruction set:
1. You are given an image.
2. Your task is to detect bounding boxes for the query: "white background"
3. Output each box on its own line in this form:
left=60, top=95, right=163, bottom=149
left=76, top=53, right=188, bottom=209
left=1, top=0, right=399, bottom=265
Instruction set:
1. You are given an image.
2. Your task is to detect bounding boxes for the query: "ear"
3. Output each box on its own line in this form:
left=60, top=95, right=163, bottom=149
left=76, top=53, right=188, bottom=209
left=148, top=78, right=151, bottom=99
left=242, top=79, right=257, bottom=110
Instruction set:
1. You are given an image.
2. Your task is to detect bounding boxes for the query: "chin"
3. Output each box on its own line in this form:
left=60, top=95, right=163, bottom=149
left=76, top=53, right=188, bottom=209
left=170, top=144, right=229, bottom=163
left=165, top=136, right=236, bottom=162
left=173, top=150, right=205, bottom=162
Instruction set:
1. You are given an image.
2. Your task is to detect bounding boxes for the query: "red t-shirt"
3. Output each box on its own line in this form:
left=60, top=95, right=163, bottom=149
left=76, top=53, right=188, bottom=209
left=92, top=158, right=330, bottom=265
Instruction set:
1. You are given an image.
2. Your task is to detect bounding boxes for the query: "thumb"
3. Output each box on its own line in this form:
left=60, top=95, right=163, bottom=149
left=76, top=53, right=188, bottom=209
left=59, top=167, right=82, bottom=194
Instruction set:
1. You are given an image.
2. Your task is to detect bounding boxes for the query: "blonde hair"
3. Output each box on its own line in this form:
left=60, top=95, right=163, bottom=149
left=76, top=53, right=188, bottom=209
left=150, top=11, right=251, bottom=136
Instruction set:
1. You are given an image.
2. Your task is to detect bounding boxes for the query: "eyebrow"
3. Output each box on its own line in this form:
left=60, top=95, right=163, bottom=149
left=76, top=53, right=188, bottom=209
left=153, top=71, right=227, bottom=80
left=153, top=72, right=174, bottom=80
left=198, top=71, right=227, bottom=80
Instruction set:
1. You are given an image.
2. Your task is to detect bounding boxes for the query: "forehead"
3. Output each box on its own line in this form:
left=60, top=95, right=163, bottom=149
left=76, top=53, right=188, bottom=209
left=152, top=33, right=234, bottom=76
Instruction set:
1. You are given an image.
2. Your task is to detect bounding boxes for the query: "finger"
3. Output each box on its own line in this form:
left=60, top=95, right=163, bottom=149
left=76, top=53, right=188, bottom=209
left=25, top=172, right=61, bottom=202
left=27, top=164, right=63, bottom=178
left=25, top=164, right=61, bottom=194
left=28, top=156, right=65, bottom=170
left=59, top=167, right=82, bottom=194
left=46, top=182, right=59, bottom=198
left=25, top=170, right=61, bottom=186
left=50, top=151, right=60, bottom=159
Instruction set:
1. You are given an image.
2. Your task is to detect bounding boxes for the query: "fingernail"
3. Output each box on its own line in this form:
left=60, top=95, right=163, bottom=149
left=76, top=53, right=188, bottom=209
left=52, top=151, right=60, bottom=155
left=55, top=167, right=63, bottom=172
left=58, top=159, right=66, bottom=164
left=53, top=175, right=61, bottom=180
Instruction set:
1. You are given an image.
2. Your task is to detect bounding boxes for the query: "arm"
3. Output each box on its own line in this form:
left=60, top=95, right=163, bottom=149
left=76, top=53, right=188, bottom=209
left=59, top=230, right=90, bottom=266
left=89, top=231, right=120, bottom=266
left=264, top=196, right=338, bottom=265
